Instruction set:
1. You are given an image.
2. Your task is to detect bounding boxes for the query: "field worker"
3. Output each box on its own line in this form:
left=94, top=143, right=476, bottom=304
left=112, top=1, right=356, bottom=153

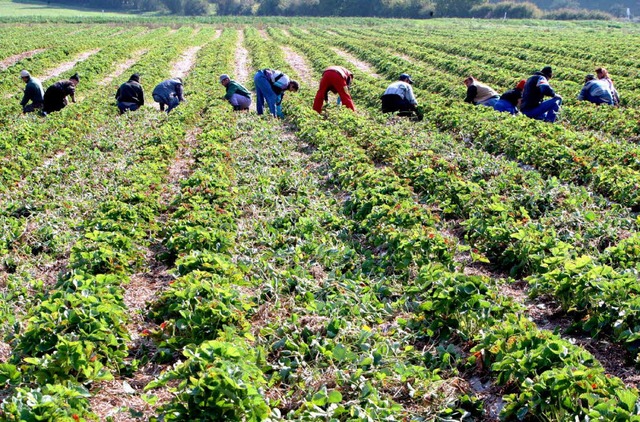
left=313, top=66, right=355, bottom=113
left=380, top=73, right=423, bottom=120
left=596, top=67, right=620, bottom=105
left=219, top=74, right=251, bottom=111
left=115, top=73, right=144, bottom=114
left=152, top=77, right=185, bottom=113
left=19, top=70, right=44, bottom=114
left=520, top=66, right=562, bottom=123
left=253, top=68, right=299, bottom=117
left=493, top=79, right=526, bottom=115
left=42, top=72, right=79, bottom=115
left=463, top=76, right=500, bottom=107
left=577, top=74, right=614, bottom=106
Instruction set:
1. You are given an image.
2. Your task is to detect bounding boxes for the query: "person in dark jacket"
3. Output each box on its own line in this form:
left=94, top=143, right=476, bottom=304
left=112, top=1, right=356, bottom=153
left=313, top=66, right=355, bottom=113
left=253, top=69, right=298, bottom=117
left=493, top=79, right=526, bottom=115
left=152, top=77, right=185, bottom=113
left=115, top=73, right=144, bottom=114
left=219, top=74, right=251, bottom=111
left=42, top=73, right=79, bottom=114
left=19, top=70, right=44, bottom=113
left=520, top=66, right=562, bottom=123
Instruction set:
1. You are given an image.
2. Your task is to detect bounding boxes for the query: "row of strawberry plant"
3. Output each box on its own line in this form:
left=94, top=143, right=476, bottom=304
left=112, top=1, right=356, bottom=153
left=316, top=29, right=640, bottom=209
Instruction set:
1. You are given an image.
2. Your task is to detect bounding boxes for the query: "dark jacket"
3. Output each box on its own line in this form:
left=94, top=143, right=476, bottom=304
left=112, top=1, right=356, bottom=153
left=499, top=88, right=522, bottom=107
left=116, top=80, right=144, bottom=105
left=521, top=72, right=555, bottom=112
left=43, top=80, right=76, bottom=113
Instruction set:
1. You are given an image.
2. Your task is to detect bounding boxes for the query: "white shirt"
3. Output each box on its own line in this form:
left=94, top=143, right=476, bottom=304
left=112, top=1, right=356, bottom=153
left=383, top=81, right=417, bottom=105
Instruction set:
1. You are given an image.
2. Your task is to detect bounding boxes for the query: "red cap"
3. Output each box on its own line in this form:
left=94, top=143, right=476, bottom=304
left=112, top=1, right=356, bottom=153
left=516, top=79, right=526, bottom=91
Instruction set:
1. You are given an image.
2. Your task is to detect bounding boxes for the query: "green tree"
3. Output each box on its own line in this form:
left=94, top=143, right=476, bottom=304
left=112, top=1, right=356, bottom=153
left=434, top=0, right=485, bottom=16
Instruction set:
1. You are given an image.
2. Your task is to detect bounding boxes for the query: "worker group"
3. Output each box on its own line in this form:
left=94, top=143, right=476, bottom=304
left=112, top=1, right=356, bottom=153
left=18, top=64, right=620, bottom=122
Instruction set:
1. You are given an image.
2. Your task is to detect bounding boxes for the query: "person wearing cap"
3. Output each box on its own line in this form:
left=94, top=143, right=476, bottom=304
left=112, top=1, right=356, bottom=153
left=577, top=74, right=614, bottom=106
left=381, top=73, right=422, bottom=120
left=19, top=70, right=44, bottom=114
left=253, top=68, right=299, bottom=117
left=493, top=79, right=526, bottom=115
left=219, top=74, right=251, bottom=111
left=520, top=66, right=562, bottom=123
left=115, top=73, right=144, bottom=114
left=152, top=77, right=185, bottom=113
left=463, top=76, right=500, bottom=107
left=313, top=66, right=355, bottom=114
left=42, top=72, right=79, bottom=114
left=595, top=67, right=620, bottom=105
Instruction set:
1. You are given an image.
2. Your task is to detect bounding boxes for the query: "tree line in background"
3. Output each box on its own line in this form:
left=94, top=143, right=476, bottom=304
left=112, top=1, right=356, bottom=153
left=52, top=0, right=640, bottom=18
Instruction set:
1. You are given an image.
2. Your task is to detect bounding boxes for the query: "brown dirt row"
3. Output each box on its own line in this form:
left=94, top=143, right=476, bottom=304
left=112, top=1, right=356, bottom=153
left=281, top=46, right=315, bottom=87
left=170, top=45, right=202, bottom=79
left=41, top=48, right=101, bottom=81
left=331, top=47, right=380, bottom=78
left=99, top=49, right=149, bottom=87
left=235, top=29, right=250, bottom=84
left=0, top=49, right=45, bottom=71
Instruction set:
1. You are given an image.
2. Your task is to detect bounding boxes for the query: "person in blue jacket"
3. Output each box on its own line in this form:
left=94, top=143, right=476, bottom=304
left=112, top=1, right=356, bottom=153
left=520, top=66, right=562, bottom=123
left=253, top=68, right=298, bottom=117
left=577, top=74, right=614, bottom=105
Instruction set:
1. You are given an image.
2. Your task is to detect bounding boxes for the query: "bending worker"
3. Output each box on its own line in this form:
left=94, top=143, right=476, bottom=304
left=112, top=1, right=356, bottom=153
left=43, top=73, right=79, bottom=115
left=254, top=68, right=298, bottom=117
left=219, top=74, right=251, bottom=111
left=19, top=70, right=44, bottom=114
left=152, top=77, right=185, bottom=113
left=381, top=73, right=422, bottom=120
left=115, top=73, right=144, bottom=114
left=463, top=76, right=500, bottom=107
left=313, top=65, right=355, bottom=113
left=577, top=74, right=614, bottom=106
left=521, top=66, right=562, bottom=123
left=493, top=79, right=526, bottom=115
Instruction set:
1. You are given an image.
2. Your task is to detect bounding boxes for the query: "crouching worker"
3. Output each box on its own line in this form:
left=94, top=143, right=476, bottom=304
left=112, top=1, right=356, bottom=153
left=219, top=74, right=251, bottom=111
left=19, top=70, right=44, bottom=114
left=381, top=73, right=422, bottom=120
left=313, top=66, right=355, bottom=113
left=43, top=73, right=79, bottom=115
left=521, top=66, right=562, bottom=123
left=493, top=79, right=526, bottom=115
left=153, top=77, right=185, bottom=112
left=116, top=73, right=144, bottom=114
left=254, top=68, right=299, bottom=117
left=463, top=76, right=499, bottom=107
left=577, top=74, right=614, bottom=106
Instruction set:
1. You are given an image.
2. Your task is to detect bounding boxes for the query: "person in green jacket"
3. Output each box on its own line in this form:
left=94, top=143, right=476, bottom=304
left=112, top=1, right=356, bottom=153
left=19, top=70, right=44, bottom=113
left=220, top=74, right=251, bottom=111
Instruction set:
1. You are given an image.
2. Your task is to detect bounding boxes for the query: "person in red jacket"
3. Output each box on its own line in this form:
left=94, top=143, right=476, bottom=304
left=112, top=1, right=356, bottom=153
left=313, top=66, right=355, bottom=113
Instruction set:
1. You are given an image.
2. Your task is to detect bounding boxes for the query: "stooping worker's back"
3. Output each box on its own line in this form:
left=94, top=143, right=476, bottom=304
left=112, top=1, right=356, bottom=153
left=577, top=74, right=614, bottom=106
left=43, top=73, right=79, bottom=115
left=463, top=76, right=500, bottom=107
left=493, top=79, right=526, bottom=115
left=313, top=66, right=355, bottom=113
left=381, top=73, right=422, bottom=120
left=254, top=68, right=298, bottom=117
left=152, top=77, right=185, bottom=113
left=520, top=66, right=562, bottom=123
left=115, top=73, right=144, bottom=114
left=19, top=70, right=44, bottom=114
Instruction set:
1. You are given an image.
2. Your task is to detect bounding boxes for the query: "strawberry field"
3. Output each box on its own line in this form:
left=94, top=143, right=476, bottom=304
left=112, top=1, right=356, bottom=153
left=1, top=18, right=640, bottom=421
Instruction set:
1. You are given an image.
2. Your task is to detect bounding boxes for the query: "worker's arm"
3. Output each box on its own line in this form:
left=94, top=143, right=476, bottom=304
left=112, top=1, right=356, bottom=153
left=405, top=85, right=418, bottom=106
left=464, top=85, right=477, bottom=103
left=537, top=77, right=555, bottom=98
left=176, top=83, right=185, bottom=101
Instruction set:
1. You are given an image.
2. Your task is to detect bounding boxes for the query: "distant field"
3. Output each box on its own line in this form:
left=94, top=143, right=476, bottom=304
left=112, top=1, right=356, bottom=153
left=0, top=0, right=130, bottom=17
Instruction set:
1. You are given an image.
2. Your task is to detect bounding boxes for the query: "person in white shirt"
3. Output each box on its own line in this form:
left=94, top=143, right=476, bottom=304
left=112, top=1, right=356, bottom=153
left=381, top=73, right=422, bottom=120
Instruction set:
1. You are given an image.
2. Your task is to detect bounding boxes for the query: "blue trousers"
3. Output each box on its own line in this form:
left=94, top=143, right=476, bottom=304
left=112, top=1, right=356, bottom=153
left=254, top=71, right=278, bottom=116
left=523, top=97, right=562, bottom=123
left=477, top=96, right=499, bottom=107
left=493, top=99, right=517, bottom=115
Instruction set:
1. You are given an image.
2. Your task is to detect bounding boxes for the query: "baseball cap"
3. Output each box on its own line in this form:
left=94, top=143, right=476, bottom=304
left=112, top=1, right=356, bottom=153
left=399, top=73, right=414, bottom=84
left=219, top=74, right=230, bottom=83
left=20, top=70, right=30, bottom=78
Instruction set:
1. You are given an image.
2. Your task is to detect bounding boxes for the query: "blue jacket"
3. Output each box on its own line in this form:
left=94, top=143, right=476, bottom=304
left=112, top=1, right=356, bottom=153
left=577, top=80, right=613, bottom=105
left=521, top=72, right=555, bottom=112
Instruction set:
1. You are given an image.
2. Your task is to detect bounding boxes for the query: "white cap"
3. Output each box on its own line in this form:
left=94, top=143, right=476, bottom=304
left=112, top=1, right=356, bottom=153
left=20, top=70, right=30, bottom=78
